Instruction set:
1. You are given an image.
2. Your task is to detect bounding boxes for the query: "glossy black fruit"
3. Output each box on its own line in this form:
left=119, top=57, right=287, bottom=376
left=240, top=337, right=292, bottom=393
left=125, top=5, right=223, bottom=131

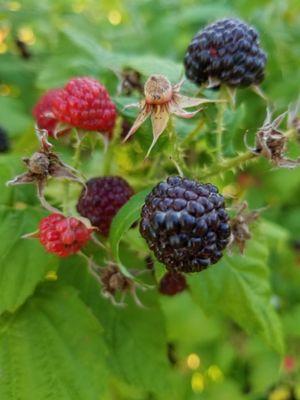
left=140, top=176, right=231, bottom=273
left=184, top=18, right=267, bottom=87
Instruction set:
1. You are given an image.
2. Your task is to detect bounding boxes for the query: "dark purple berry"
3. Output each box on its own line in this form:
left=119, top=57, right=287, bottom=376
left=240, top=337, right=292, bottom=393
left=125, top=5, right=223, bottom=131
left=184, top=18, right=267, bottom=87
left=140, top=176, right=231, bottom=273
left=159, top=271, right=187, bottom=296
left=77, top=176, right=134, bottom=237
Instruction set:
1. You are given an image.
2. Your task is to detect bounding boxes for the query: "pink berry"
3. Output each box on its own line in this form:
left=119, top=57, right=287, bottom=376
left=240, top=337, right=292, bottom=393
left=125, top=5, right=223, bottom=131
left=39, top=213, right=92, bottom=257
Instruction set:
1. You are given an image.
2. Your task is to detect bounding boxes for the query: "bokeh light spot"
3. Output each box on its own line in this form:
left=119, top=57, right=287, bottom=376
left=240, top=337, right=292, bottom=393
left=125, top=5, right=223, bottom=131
left=187, top=353, right=200, bottom=370
left=18, top=27, right=35, bottom=45
left=108, top=10, right=122, bottom=25
left=207, top=365, right=224, bottom=382
left=191, top=372, right=204, bottom=393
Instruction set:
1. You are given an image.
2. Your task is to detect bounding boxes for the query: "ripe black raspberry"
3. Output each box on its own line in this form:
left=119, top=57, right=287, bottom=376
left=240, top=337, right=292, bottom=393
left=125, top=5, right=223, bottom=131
left=140, top=176, right=231, bottom=273
left=76, top=176, right=134, bottom=237
left=0, top=126, right=10, bottom=153
left=184, top=18, right=267, bottom=87
left=159, top=271, right=187, bottom=296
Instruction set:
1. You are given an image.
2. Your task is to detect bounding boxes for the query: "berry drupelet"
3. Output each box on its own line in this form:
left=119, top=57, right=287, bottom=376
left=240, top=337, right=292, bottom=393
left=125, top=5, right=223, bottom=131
left=38, top=213, right=92, bottom=257
left=76, top=176, right=134, bottom=237
left=140, top=176, right=231, bottom=273
left=184, top=18, right=267, bottom=88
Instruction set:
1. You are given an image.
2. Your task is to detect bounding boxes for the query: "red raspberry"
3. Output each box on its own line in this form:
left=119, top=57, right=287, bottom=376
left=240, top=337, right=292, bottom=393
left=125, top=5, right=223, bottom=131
left=32, top=89, right=64, bottom=137
left=39, top=213, right=92, bottom=257
left=76, top=176, right=134, bottom=237
left=159, top=271, right=187, bottom=296
left=52, top=77, right=117, bottom=137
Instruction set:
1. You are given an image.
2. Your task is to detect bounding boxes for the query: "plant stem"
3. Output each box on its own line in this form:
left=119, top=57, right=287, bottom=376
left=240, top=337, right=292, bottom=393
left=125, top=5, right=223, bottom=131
left=168, top=118, right=188, bottom=176
left=102, top=139, right=113, bottom=175
left=63, top=129, right=84, bottom=215
left=73, top=130, right=84, bottom=169
left=62, top=181, right=71, bottom=215
left=182, top=119, right=205, bottom=145
left=199, top=151, right=256, bottom=180
left=216, top=101, right=226, bottom=160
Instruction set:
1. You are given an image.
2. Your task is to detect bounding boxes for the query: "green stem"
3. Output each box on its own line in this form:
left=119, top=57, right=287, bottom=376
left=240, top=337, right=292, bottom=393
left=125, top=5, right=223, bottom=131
left=62, top=181, right=71, bottom=215
left=73, top=130, right=84, bottom=169
left=168, top=118, right=188, bottom=176
left=199, top=151, right=256, bottom=180
left=182, top=119, right=205, bottom=146
left=63, top=129, right=84, bottom=215
left=102, top=140, right=113, bottom=175
left=216, top=101, right=226, bottom=160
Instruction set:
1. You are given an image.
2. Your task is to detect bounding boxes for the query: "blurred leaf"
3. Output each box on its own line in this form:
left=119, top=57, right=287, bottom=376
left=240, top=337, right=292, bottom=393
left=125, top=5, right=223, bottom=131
left=0, top=97, right=32, bottom=136
left=189, top=225, right=284, bottom=353
left=58, top=256, right=173, bottom=396
left=0, top=207, right=58, bottom=315
left=0, top=155, right=38, bottom=206
left=0, top=284, right=108, bottom=400
left=62, top=27, right=182, bottom=81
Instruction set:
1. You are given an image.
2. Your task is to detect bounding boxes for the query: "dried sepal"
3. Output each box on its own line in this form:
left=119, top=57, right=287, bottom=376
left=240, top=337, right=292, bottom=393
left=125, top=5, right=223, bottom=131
left=228, top=201, right=261, bottom=254
left=114, top=68, right=143, bottom=96
left=246, top=110, right=300, bottom=168
left=7, top=130, right=85, bottom=212
left=124, top=74, right=222, bottom=156
left=99, top=263, right=146, bottom=308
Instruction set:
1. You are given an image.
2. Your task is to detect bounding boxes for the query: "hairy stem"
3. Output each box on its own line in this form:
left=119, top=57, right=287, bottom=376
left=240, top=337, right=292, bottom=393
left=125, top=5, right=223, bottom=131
left=63, top=129, right=84, bottom=215
left=216, top=101, right=226, bottom=160
left=102, top=139, right=114, bottom=175
left=199, top=151, right=256, bottom=180
left=168, top=118, right=188, bottom=176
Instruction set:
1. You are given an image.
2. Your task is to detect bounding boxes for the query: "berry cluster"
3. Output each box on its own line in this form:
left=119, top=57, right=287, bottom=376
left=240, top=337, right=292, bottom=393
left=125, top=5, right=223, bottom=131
left=184, top=18, right=266, bottom=87
left=77, top=176, right=134, bottom=237
left=33, top=77, right=116, bottom=137
left=140, top=176, right=231, bottom=273
left=38, top=213, right=92, bottom=257
left=11, top=17, right=278, bottom=302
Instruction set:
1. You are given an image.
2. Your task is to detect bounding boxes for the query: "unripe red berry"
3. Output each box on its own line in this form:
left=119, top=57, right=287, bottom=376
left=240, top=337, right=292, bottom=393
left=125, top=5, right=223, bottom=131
left=52, top=77, right=117, bottom=137
left=32, top=88, right=64, bottom=137
left=38, top=213, right=92, bottom=257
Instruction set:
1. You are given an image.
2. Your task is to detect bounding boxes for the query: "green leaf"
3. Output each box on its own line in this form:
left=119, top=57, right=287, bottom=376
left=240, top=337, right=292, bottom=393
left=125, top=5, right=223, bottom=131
left=0, top=97, right=32, bottom=137
left=188, top=225, right=284, bottom=353
left=109, top=188, right=151, bottom=276
left=0, top=284, right=108, bottom=400
left=58, top=256, right=173, bottom=396
left=0, top=207, right=58, bottom=315
left=62, top=27, right=182, bottom=81
left=0, top=155, right=38, bottom=207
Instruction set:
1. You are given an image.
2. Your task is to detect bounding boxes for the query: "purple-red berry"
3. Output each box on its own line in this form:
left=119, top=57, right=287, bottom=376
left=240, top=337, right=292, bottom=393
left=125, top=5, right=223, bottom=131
left=159, top=271, right=187, bottom=296
left=76, top=176, right=134, bottom=237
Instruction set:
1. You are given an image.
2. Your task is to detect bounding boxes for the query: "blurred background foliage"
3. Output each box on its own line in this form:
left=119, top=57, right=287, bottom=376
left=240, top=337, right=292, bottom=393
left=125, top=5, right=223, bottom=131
left=0, top=0, right=300, bottom=399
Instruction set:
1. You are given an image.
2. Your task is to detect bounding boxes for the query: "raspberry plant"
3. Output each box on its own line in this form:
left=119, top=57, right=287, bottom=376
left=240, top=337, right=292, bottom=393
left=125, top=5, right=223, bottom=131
left=1, top=2, right=300, bottom=400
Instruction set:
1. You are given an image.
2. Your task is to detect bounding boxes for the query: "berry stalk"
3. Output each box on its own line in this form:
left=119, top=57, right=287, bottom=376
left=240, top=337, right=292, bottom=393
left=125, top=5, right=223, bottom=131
left=199, top=151, right=256, bottom=180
